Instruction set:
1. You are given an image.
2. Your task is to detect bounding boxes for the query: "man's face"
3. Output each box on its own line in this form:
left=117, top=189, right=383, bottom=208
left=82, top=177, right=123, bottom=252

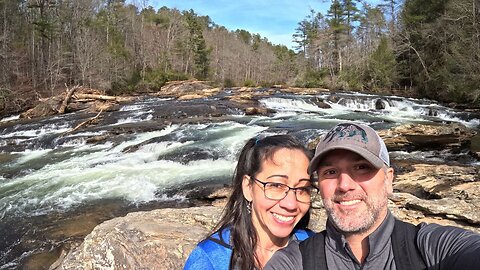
left=316, top=149, right=393, bottom=234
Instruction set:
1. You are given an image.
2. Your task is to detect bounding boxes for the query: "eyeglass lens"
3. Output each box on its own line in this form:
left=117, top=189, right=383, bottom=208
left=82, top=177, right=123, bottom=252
left=264, top=182, right=316, bottom=202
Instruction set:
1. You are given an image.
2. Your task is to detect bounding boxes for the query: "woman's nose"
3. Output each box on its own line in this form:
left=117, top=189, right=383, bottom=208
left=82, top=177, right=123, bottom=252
left=279, top=189, right=298, bottom=210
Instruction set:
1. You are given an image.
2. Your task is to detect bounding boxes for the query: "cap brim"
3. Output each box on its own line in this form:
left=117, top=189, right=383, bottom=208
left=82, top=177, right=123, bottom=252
left=308, top=145, right=385, bottom=174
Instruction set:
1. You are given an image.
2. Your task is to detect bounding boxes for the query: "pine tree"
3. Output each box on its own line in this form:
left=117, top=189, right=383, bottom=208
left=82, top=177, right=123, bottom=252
left=326, top=0, right=347, bottom=74
left=183, top=9, right=210, bottom=80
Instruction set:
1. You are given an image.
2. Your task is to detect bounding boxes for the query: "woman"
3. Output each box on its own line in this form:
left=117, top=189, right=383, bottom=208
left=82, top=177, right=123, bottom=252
left=184, top=135, right=318, bottom=270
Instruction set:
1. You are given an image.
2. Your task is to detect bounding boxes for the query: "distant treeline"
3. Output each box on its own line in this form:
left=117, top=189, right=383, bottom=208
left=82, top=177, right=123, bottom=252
left=0, top=0, right=479, bottom=115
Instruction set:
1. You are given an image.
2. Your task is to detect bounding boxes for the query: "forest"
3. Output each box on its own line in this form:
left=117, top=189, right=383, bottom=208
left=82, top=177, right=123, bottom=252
left=0, top=0, right=479, bottom=116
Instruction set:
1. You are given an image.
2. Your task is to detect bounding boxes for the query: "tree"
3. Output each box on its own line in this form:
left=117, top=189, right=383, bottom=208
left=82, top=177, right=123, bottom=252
left=326, top=0, right=347, bottom=74
left=365, top=36, right=397, bottom=90
left=341, top=0, right=360, bottom=64
left=183, top=9, right=210, bottom=80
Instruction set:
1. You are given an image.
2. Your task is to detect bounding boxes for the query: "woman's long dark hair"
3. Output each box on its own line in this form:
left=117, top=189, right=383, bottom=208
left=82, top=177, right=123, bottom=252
left=210, top=134, right=313, bottom=270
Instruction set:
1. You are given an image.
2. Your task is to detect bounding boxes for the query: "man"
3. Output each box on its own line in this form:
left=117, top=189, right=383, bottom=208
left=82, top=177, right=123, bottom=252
left=264, top=122, right=480, bottom=270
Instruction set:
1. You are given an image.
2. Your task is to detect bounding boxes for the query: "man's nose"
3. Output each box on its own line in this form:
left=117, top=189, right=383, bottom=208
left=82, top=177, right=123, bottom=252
left=337, top=172, right=356, bottom=192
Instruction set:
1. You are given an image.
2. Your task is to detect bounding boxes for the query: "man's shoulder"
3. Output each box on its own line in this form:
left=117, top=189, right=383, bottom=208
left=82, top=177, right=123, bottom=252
left=417, top=222, right=479, bottom=240
left=416, top=222, right=480, bottom=268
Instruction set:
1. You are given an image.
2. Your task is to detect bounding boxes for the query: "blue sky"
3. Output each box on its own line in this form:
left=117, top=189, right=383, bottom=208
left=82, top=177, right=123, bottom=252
left=145, top=1, right=382, bottom=49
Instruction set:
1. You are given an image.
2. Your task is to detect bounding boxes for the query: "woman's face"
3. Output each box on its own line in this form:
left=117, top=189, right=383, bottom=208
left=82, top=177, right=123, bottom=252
left=242, top=148, right=311, bottom=246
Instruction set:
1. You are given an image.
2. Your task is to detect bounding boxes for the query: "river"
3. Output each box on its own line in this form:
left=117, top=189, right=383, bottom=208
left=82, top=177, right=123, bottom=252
left=1, top=90, right=479, bottom=269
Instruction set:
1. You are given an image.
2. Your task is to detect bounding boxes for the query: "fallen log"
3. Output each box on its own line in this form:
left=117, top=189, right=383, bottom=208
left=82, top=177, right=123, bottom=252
left=58, top=85, right=81, bottom=114
left=62, top=110, right=103, bottom=136
left=73, top=93, right=118, bottom=101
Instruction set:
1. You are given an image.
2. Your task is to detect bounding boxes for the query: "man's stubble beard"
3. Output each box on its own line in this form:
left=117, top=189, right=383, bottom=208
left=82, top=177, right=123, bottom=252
left=323, top=180, right=389, bottom=234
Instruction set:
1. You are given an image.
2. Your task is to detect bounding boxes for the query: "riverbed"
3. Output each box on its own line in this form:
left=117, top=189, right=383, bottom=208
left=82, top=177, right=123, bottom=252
left=1, top=90, right=479, bottom=269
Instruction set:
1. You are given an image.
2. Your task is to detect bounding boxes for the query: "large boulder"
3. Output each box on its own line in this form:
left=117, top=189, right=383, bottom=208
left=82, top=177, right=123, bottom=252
left=156, top=80, right=215, bottom=98
left=50, top=207, right=222, bottom=270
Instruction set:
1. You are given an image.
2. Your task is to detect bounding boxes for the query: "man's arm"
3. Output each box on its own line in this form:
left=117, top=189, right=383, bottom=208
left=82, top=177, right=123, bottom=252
left=417, top=223, right=480, bottom=270
left=264, top=240, right=303, bottom=270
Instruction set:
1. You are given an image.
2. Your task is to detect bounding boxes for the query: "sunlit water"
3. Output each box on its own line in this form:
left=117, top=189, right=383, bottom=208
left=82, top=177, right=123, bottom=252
left=0, top=91, right=479, bottom=268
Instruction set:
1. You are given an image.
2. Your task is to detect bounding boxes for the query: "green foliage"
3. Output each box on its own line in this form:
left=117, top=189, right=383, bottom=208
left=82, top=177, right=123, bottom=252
left=223, top=78, right=235, bottom=88
left=398, top=0, right=480, bottom=104
left=364, top=37, right=397, bottom=90
left=243, top=79, right=256, bottom=87
left=184, top=9, right=211, bottom=80
left=236, top=29, right=252, bottom=45
left=339, top=68, right=362, bottom=90
left=294, top=69, right=328, bottom=88
left=109, top=69, right=188, bottom=95
left=143, top=69, right=189, bottom=91
left=402, top=0, right=447, bottom=26
left=293, top=10, right=323, bottom=55
left=109, top=70, right=141, bottom=95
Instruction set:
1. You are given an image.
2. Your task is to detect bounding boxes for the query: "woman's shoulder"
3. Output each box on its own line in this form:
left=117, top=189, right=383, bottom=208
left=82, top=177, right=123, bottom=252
left=184, top=228, right=233, bottom=270
left=198, top=227, right=233, bottom=250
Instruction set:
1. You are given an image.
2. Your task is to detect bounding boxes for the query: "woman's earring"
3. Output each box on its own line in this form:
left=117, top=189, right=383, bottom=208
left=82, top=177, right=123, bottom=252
left=246, top=201, right=252, bottom=214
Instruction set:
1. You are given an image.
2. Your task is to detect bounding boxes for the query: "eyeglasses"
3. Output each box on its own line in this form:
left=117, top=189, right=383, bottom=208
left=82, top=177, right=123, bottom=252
left=250, top=176, right=319, bottom=203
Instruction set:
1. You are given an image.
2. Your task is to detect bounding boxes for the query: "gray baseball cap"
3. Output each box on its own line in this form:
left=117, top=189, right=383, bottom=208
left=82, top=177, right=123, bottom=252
left=308, top=122, right=390, bottom=174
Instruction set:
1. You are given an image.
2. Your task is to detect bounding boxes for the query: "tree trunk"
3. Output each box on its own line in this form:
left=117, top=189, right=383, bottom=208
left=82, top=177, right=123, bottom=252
left=58, top=85, right=80, bottom=114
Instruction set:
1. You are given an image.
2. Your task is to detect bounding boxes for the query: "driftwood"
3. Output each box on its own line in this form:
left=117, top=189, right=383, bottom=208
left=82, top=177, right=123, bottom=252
left=62, top=110, right=103, bottom=136
left=58, top=85, right=81, bottom=114
left=73, top=94, right=118, bottom=101
left=57, top=85, right=120, bottom=115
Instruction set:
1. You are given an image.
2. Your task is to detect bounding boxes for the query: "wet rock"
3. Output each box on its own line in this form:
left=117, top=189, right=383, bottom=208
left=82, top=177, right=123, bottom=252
left=310, top=97, right=331, bottom=109
left=245, top=106, right=269, bottom=115
left=375, top=99, right=387, bottom=110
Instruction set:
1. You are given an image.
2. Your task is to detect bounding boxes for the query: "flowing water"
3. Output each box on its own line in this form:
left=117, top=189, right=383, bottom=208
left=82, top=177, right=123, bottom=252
left=1, top=91, right=479, bottom=269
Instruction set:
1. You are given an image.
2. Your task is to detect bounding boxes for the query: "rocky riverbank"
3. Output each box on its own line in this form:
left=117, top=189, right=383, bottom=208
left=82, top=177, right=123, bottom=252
left=49, top=124, right=480, bottom=269
left=4, top=80, right=480, bottom=269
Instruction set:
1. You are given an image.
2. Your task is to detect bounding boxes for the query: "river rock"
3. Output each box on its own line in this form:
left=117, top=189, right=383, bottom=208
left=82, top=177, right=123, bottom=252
left=393, top=163, right=480, bottom=199
left=50, top=207, right=222, bottom=270
left=156, top=80, right=214, bottom=97
left=178, top=93, right=205, bottom=100
left=307, top=96, right=331, bottom=109
left=378, top=123, right=476, bottom=151
left=245, top=106, right=269, bottom=115
left=20, top=97, right=61, bottom=119
left=49, top=205, right=328, bottom=270
left=390, top=193, right=480, bottom=228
